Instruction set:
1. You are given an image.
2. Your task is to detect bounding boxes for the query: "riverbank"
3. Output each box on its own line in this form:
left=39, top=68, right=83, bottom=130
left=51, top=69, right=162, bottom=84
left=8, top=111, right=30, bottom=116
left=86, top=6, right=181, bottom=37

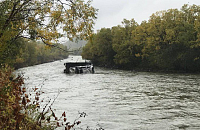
left=93, top=63, right=200, bottom=74
left=14, top=56, right=68, bottom=70
left=1, top=61, right=86, bottom=130
left=0, top=65, right=44, bottom=130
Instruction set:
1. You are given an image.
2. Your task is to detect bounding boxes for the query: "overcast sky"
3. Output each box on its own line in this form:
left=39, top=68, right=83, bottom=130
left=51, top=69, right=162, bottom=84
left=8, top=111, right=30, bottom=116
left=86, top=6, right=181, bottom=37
left=91, top=0, right=200, bottom=32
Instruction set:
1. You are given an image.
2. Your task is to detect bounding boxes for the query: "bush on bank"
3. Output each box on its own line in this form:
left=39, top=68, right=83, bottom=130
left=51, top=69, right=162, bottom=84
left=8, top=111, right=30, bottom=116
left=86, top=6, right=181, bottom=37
left=0, top=65, right=42, bottom=130
left=0, top=65, right=90, bottom=130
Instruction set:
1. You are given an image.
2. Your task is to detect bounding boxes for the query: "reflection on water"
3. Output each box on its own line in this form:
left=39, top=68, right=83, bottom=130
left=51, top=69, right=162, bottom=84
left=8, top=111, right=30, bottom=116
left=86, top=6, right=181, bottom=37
left=16, top=55, right=200, bottom=130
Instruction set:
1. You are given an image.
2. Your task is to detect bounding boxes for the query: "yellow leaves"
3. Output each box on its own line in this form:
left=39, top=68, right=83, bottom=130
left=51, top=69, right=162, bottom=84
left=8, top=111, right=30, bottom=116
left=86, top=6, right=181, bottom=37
left=44, top=4, right=51, bottom=13
left=45, top=41, right=52, bottom=49
left=37, top=29, right=60, bottom=41
left=28, top=17, right=37, bottom=29
left=194, top=57, right=200, bottom=61
left=15, top=56, right=24, bottom=64
left=0, top=0, right=97, bottom=49
left=8, top=94, right=16, bottom=103
left=34, top=1, right=52, bottom=15
left=28, top=17, right=35, bottom=22
left=135, top=53, right=141, bottom=57
left=6, top=92, right=10, bottom=97
left=11, top=22, right=14, bottom=29
left=51, top=10, right=62, bottom=19
left=59, top=0, right=97, bottom=40
left=155, top=46, right=160, bottom=50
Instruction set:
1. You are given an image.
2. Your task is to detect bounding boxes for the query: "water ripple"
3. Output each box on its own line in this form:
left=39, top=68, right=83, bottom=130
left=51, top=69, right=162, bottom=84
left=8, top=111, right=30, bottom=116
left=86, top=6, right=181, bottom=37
left=16, top=56, right=200, bottom=130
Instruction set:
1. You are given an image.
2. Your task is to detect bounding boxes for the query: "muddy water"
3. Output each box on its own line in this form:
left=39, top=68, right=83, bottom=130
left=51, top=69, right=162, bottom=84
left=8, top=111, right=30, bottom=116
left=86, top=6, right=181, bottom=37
left=16, top=55, right=200, bottom=130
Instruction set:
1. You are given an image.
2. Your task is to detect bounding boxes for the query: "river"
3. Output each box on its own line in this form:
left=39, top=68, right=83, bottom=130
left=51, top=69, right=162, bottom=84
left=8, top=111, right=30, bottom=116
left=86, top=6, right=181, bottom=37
left=16, top=55, right=200, bottom=130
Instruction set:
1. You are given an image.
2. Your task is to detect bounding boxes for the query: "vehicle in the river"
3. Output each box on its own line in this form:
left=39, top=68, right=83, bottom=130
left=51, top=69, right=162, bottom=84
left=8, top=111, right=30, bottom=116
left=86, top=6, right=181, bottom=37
left=64, top=61, right=94, bottom=74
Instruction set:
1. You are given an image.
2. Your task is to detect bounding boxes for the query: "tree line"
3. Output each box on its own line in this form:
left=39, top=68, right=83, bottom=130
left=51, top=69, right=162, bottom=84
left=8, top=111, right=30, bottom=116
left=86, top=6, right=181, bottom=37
left=82, top=4, right=200, bottom=72
left=0, top=38, right=69, bottom=69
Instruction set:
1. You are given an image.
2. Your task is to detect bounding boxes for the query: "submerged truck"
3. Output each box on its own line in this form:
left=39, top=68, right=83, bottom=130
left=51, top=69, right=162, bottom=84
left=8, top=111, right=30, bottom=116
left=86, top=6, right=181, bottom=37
left=64, top=61, right=94, bottom=74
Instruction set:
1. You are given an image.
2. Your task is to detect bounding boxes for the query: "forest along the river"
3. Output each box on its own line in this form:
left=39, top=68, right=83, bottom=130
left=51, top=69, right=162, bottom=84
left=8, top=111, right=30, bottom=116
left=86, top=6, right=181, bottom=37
left=16, top=55, right=200, bottom=130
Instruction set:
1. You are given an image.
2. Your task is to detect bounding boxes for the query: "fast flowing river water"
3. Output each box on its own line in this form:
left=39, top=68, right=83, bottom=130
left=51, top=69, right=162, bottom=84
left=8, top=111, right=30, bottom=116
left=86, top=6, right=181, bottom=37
left=16, top=55, right=200, bottom=130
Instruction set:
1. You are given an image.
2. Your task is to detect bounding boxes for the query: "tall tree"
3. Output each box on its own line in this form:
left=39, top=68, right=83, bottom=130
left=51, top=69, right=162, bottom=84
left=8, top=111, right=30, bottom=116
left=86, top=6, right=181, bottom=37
left=82, top=28, right=115, bottom=66
left=0, top=0, right=97, bottom=42
left=0, top=0, right=97, bottom=65
left=112, top=19, right=139, bottom=68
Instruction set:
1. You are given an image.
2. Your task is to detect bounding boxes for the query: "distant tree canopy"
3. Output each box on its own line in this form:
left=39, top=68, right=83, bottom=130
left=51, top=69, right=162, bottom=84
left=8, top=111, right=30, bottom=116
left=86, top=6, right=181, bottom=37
left=82, top=4, right=200, bottom=72
left=0, top=0, right=97, bottom=67
left=13, top=40, right=69, bottom=69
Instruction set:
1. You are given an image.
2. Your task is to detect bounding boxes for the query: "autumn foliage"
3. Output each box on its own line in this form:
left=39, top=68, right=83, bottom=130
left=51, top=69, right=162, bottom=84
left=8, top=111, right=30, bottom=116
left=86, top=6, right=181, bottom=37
left=0, top=0, right=97, bottom=45
left=0, top=0, right=97, bottom=67
left=0, top=65, right=89, bottom=129
left=0, top=65, right=34, bottom=129
left=0, top=0, right=98, bottom=129
left=82, top=4, right=200, bottom=72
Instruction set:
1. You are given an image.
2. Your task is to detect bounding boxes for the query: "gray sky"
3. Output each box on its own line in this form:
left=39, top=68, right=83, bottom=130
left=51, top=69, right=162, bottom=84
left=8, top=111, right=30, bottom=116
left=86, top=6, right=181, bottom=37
left=92, top=0, right=200, bottom=32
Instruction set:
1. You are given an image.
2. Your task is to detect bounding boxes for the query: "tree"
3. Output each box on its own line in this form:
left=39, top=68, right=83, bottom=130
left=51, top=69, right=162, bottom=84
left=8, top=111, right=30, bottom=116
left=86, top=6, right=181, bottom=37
left=0, top=0, right=97, bottom=65
left=81, top=39, right=96, bottom=60
left=0, top=38, right=24, bottom=65
left=94, top=28, right=115, bottom=66
left=112, top=19, right=139, bottom=68
left=82, top=28, right=115, bottom=67
left=82, top=4, right=200, bottom=72
left=0, top=0, right=97, bottom=42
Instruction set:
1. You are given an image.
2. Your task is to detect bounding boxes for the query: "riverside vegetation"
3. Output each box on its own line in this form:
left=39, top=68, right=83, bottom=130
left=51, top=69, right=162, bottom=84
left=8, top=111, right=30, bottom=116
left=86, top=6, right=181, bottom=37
left=1, top=39, right=69, bottom=69
left=0, top=65, right=88, bottom=130
left=1, top=1, right=199, bottom=129
left=82, top=4, right=200, bottom=73
left=0, top=0, right=97, bottom=129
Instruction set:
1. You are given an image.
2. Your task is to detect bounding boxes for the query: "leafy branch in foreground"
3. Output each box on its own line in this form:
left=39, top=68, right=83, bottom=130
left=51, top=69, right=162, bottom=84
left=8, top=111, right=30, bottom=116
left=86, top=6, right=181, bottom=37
left=0, top=0, right=97, bottom=68
left=0, top=64, right=37, bottom=130
left=18, top=78, right=86, bottom=130
left=0, top=0, right=97, bottom=44
left=0, top=65, right=90, bottom=129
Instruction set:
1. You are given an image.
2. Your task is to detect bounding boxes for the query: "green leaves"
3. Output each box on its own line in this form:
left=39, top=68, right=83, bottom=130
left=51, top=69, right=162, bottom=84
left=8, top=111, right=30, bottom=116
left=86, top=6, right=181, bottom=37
left=0, top=0, right=97, bottom=67
left=0, top=0, right=97, bottom=46
left=82, top=4, right=200, bottom=72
